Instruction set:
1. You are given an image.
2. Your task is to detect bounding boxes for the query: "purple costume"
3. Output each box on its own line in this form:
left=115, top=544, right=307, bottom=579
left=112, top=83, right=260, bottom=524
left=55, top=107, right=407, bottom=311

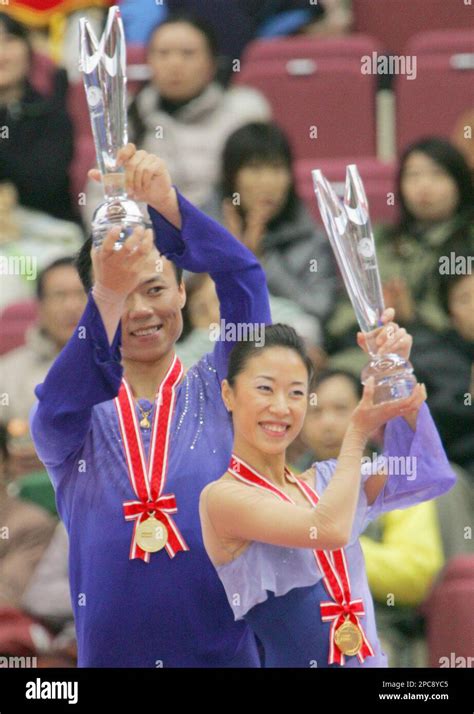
left=216, top=404, right=455, bottom=667
left=30, top=192, right=271, bottom=667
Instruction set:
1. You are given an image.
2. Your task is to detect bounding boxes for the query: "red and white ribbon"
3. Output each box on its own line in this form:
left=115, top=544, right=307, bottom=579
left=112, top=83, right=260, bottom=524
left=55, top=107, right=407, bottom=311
left=115, top=354, right=189, bottom=562
left=228, top=454, right=374, bottom=665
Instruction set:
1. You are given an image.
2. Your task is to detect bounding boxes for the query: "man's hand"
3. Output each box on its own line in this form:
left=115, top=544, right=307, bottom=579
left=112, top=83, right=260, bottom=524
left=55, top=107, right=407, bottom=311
left=88, top=144, right=181, bottom=228
left=91, top=225, right=154, bottom=297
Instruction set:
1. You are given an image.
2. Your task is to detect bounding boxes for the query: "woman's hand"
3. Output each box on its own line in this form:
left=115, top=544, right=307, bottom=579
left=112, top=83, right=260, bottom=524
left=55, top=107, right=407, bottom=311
left=88, top=143, right=181, bottom=228
left=350, top=377, right=427, bottom=437
left=356, top=307, right=413, bottom=361
left=222, top=199, right=269, bottom=255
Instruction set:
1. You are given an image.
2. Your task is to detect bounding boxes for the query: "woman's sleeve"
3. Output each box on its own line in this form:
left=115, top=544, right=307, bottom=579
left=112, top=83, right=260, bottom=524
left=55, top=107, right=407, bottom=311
left=313, top=402, right=456, bottom=540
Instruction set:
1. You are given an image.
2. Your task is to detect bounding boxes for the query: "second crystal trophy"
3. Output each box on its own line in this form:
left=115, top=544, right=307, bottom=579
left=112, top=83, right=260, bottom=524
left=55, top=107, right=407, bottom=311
left=80, top=5, right=144, bottom=248
left=312, top=165, right=417, bottom=404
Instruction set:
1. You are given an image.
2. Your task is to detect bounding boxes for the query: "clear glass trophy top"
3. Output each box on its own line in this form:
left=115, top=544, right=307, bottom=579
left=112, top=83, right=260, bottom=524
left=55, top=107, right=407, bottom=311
left=80, top=5, right=144, bottom=247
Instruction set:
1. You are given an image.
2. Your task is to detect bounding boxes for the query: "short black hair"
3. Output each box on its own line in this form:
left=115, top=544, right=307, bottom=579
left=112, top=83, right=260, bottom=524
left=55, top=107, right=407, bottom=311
left=311, top=368, right=363, bottom=399
left=75, top=236, right=183, bottom=293
left=0, top=12, right=33, bottom=61
left=147, top=12, right=219, bottom=58
left=36, top=256, right=77, bottom=300
left=227, top=323, right=314, bottom=387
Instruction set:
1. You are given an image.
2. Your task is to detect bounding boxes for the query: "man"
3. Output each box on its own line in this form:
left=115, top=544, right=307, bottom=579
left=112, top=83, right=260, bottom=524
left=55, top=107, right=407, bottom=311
left=0, top=257, right=86, bottom=476
left=31, top=144, right=271, bottom=667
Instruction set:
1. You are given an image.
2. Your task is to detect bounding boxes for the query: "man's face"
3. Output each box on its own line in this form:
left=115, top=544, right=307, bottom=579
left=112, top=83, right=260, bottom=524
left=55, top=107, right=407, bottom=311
left=301, top=375, right=360, bottom=460
left=38, top=265, right=87, bottom=348
left=120, top=249, right=186, bottom=363
left=449, top=273, right=474, bottom=342
left=0, top=26, right=30, bottom=92
left=147, top=22, right=215, bottom=101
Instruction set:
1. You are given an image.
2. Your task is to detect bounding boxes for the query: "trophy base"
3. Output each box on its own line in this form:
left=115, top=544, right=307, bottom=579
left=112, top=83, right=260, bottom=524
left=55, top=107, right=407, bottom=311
left=361, top=353, right=417, bottom=405
left=91, top=198, right=146, bottom=249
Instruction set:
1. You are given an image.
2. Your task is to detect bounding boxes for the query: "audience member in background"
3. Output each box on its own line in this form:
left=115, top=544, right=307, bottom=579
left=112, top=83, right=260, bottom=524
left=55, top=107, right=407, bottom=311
left=0, top=181, right=84, bottom=309
left=176, top=273, right=324, bottom=370
left=0, top=424, right=56, bottom=654
left=409, top=266, right=474, bottom=477
left=0, top=257, right=86, bottom=477
left=204, top=122, right=338, bottom=335
left=0, top=13, right=78, bottom=224
left=257, top=0, right=352, bottom=38
left=83, top=13, right=270, bottom=224
left=326, top=137, right=474, bottom=359
left=452, top=109, right=474, bottom=179
left=297, top=368, right=455, bottom=667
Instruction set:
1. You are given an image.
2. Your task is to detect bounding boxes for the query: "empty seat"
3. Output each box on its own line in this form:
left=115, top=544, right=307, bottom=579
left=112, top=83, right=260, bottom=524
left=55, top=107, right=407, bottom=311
left=234, top=58, right=377, bottom=160
left=353, top=0, right=474, bottom=55
left=396, top=54, right=474, bottom=152
left=242, top=33, right=383, bottom=65
left=0, top=300, right=39, bottom=356
left=406, top=29, right=474, bottom=56
left=295, top=157, right=396, bottom=226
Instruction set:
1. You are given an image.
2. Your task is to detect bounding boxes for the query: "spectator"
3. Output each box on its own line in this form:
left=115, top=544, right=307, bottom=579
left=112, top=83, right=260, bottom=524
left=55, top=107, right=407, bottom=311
left=203, top=121, right=338, bottom=332
left=0, top=257, right=86, bottom=477
left=0, top=424, right=56, bottom=610
left=297, top=368, right=446, bottom=667
left=176, top=273, right=323, bottom=370
left=409, top=265, right=474, bottom=476
left=0, top=181, right=84, bottom=309
left=326, top=137, right=474, bottom=356
left=0, top=13, right=78, bottom=223
left=83, top=13, right=271, bottom=223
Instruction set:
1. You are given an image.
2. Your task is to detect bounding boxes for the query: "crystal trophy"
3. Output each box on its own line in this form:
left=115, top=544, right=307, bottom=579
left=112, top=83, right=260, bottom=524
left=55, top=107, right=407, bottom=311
left=313, top=165, right=417, bottom=404
left=80, top=5, right=144, bottom=248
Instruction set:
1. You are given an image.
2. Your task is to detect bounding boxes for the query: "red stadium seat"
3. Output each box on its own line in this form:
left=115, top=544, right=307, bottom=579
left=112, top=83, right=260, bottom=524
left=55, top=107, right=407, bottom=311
left=422, top=555, right=474, bottom=667
left=406, top=29, right=474, bottom=56
left=353, top=0, right=474, bottom=55
left=0, top=300, right=39, bottom=356
left=233, top=58, right=377, bottom=161
left=395, top=53, right=474, bottom=152
left=241, top=33, right=383, bottom=65
left=295, top=157, right=396, bottom=226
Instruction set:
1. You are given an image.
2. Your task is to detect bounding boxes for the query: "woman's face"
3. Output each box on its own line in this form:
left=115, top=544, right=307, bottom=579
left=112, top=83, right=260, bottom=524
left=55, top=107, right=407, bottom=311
left=0, top=25, right=30, bottom=92
left=222, top=346, right=309, bottom=456
left=147, top=22, right=215, bottom=101
left=449, top=274, right=474, bottom=341
left=301, top=375, right=360, bottom=461
left=235, top=161, right=292, bottom=221
left=401, top=151, right=460, bottom=223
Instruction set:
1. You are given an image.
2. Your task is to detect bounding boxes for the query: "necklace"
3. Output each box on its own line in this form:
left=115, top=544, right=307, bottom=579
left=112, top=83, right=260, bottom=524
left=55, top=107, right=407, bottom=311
left=136, top=401, right=153, bottom=429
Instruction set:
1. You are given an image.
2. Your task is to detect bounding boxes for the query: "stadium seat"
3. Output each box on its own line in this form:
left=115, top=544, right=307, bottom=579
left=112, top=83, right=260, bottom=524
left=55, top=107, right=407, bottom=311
left=234, top=58, right=377, bottom=160
left=396, top=53, right=474, bottom=152
left=422, top=555, right=474, bottom=667
left=295, top=157, right=397, bottom=226
left=353, top=0, right=474, bottom=55
left=406, top=29, right=474, bottom=57
left=0, top=300, right=39, bottom=356
left=241, top=33, right=383, bottom=65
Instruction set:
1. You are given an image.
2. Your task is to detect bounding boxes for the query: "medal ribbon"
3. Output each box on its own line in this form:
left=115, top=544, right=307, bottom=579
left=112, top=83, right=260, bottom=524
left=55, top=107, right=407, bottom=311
left=115, top=354, right=189, bottom=563
left=228, top=454, right=374, bottom=665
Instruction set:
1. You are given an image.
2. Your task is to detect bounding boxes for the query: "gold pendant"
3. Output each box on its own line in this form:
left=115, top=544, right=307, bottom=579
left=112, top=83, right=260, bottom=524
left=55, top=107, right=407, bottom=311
left=136, top=516, right=168, bottom=553
left=334, top=618, right=363, bottom=656
left=139, top=415, right=151, bottom=429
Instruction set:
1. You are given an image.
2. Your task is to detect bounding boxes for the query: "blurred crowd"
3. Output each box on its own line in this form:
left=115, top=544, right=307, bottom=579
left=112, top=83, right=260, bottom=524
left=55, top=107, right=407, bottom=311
left=0, top=0, right=472, bottom=668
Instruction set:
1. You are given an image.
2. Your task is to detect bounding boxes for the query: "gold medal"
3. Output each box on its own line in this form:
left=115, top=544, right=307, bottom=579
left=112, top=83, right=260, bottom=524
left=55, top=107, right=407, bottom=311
left=139, top=415, right=151, bottom=429
left=334, top=618, right=363, bottom=656
left=136, top=516, right=168, bottom=553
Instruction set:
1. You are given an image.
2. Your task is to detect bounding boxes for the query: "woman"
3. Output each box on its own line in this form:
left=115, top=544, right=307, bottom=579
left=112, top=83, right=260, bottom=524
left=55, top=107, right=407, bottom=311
left=204, top=121, right=338, bottom=328
left=327, top=137, right=474, bottom=355
left=0, top=13, right=77, bottom=224
left=200, top=314, right=455, bottom=667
